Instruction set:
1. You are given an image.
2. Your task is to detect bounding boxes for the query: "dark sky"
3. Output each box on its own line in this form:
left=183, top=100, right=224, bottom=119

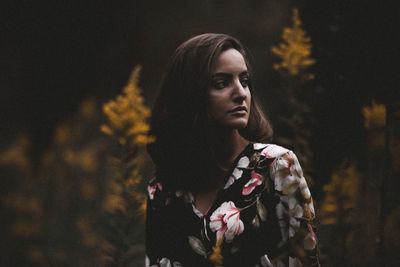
left=1, top=0, right=398, bottom=188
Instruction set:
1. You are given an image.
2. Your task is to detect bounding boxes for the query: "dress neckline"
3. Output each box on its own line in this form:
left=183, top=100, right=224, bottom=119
left=221, top=141, right=252, bottom=186
left=191, top=141, right=253, bottom=218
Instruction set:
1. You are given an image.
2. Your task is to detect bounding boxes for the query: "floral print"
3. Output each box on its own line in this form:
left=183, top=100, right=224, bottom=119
left=224, top=156, right=249, bottom=189
left=259, top=254, right=273, bottom=267
left=242, top=171, right=263, bottom=195
left=209, top=201, right=244, bottom=243
left=147, top=180, right=162, bottom=200
left=146, top=143, right=320, bottom=267
left=146, top=256, right=183, bottom=267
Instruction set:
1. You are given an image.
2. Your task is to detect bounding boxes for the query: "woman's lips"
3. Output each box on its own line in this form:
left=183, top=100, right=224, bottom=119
left=228, top=106, right=247, bottom=114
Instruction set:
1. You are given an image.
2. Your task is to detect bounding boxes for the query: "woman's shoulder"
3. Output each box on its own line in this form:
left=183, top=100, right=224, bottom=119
left=237, top=143, right=294, bottom=182
left=250, top=143, right=304, bottom=178
left=252, top=143, right=302, bottom=170
left=252, top=142, right=291, bottom=159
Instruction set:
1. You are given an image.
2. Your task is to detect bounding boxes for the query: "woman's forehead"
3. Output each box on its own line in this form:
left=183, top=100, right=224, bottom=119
left=213, top=49, right=247, bottom=73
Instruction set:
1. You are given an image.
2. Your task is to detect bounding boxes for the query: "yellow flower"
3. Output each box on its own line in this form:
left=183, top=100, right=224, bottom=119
left=101, top=65, right=154, bottom=148
left=362, top=100, right=386, bottom=129
left=271, top=8, right=315, bottom=79
left=209, top=236, right=224, bottom=267
left=101, top=65, right=153, bottom=219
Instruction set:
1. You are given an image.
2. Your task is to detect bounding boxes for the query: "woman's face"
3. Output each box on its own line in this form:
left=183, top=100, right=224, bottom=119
left=207, top=48, right=251, bottom=129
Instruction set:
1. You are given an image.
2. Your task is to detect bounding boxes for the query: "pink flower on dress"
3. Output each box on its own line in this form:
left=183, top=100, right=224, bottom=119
left=147, top=182, right=162, bottom=200
left=209, top=201, right=244, bottom=243
left=274, top=153, right=302, bottom=195
left=304, top=223, right=317, bottom=250
left=242, top=171, right=263, bottom=195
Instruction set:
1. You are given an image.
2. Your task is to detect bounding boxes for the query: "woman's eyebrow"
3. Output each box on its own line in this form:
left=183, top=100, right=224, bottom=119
left=239, top=70, right=249, bottom=77
left=212, top=72, right=232, bottom=79
left=212, top=70, right=249, bottom=78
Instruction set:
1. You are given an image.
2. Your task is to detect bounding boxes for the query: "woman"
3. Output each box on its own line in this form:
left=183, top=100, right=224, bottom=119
left=146, top=33, right=320, bottom=267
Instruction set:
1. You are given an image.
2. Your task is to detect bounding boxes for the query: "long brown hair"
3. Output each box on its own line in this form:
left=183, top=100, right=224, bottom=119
left=147, top=33, right=273, bottom=192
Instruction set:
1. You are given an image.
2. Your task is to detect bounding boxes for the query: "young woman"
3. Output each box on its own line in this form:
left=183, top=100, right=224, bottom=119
left=146, top=33, right=320, bottom=267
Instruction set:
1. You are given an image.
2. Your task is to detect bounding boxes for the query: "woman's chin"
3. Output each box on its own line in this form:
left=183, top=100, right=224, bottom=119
left=226, top=120, right=249, bottom=130
left=209, top=117, right=249, bottom=130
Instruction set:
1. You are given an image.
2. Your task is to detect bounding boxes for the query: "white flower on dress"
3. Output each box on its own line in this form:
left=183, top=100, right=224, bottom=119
left=146, top=255, right=151, bottom=267
left=224, top=168, right=243, bottom=189
left=288, top=197, right=304, bottom=218
left=253, top=143, right=268, bottom=150
left=224, top=156, right=249, bottom=189
left=209, top=201, right=244, bottom=243
left=276, top=198, right=289, bottom=241
left=147, top=182, right=162, bottom=200
left=242, top=171, right=263, bottom=195
left=260, top=144, right=288, bottom=159
left=273, top=153, right=301, bottom=195
left=304, top=223, right=317, bottom=250
left=273, top=150, right=317, bottom=245
left=237, top=155, right=250, bottom=168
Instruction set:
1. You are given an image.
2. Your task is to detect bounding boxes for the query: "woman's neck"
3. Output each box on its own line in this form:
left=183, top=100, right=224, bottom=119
left=194, top=128, right=249, bottom=214
left=208, top=128, right=249, bottom=172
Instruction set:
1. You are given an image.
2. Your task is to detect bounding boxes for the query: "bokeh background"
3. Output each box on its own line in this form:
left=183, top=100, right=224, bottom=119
left=1, top=0, right=399, bottom=266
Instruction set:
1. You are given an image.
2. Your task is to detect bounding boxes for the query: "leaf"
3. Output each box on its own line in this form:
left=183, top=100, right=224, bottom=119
left=230, top=246, right=239, bottom=254
left=257, top=198, right=268, bottom=222
left=248, top=152, right=261, bottom=169
left=200, top=228, right=205, bottom=241
left=252, top=215, right=260, bottom=228
left=188, top=236, right=207, bottom=258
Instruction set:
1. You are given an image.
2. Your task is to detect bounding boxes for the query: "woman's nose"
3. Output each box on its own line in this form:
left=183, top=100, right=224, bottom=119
left=232, top=79, right=247, bottom=101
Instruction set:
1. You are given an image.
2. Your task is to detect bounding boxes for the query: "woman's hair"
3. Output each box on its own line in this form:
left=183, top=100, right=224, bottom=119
left=147, top=33, right=273, bottom=192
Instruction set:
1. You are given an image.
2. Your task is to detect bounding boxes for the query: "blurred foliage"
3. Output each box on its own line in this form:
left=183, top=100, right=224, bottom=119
left=101, top=65, right=155, bottom=148
left=0, top=66, right=152, bottom=266
left=99, top=65, right=154, bottom=266
left=101, top=64, right=153, bottom=217
left=270, top=7, right=315, bottom=187
left=362, top=100, right=386, bottom=129
left=271, top=8, right=315, bottom=80
left=0, top=133, right=31, bottom=172
left=1, top=98, right=113, bottom=266
left=318, top=100, right=400, bottom=266
left=320, top=162, right=360, bottom=226
left=319, top=161, right=361, bottom=265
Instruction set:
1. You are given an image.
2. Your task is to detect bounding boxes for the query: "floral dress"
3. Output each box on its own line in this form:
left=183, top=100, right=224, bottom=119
left=146, top=143, right=320, bottom=267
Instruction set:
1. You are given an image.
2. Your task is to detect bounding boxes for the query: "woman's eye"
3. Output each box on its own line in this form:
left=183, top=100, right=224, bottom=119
left=214, top=80, right=228, bottom=89
left=240, top=78, right=249, bottom=88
